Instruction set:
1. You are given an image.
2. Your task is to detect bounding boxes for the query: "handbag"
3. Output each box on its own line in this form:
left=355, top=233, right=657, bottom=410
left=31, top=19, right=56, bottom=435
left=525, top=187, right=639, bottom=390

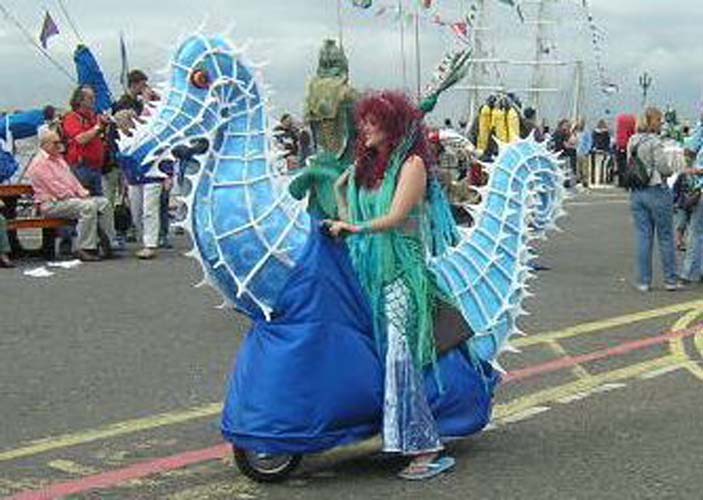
left=433, top=300, right=474, bottom=355
left=114, top=193, right=132, bottom=233
left=683, top=190, right=701, bottom=211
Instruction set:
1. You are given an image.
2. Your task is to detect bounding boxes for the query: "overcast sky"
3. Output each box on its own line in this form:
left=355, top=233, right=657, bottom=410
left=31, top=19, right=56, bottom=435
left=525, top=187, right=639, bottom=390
left=1, top=0, right=702, bottom=126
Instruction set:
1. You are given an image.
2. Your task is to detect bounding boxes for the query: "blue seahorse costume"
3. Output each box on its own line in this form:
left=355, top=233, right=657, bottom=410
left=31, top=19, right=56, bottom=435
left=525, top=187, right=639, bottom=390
left=116, top=34, right=564, bottom=456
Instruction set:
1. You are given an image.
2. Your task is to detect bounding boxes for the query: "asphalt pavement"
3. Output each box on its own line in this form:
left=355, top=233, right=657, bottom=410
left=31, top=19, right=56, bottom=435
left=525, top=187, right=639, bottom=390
left=2, top=187, right=703, bottom=499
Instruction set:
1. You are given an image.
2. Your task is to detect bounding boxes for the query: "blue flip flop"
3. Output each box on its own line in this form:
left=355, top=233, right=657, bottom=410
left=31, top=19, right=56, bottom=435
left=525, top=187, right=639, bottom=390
left=397, top=456, right=456, bottom=481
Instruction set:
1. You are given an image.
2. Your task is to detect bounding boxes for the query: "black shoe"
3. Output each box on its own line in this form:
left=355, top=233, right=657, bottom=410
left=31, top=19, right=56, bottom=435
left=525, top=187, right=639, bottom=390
left=77, top=249, right=101, bottom=262
left=0, top=255, right=15, bottom=268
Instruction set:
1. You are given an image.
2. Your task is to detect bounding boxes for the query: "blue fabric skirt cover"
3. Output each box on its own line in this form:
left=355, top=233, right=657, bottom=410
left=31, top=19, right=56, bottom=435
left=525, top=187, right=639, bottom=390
left=221, top=227, right=498, bottom=455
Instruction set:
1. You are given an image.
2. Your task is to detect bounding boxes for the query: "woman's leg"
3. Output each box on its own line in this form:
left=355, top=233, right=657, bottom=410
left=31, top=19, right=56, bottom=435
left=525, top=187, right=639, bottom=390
left=631, top=190, right=655, bottom=287
left=382, top=280, right=442, bottom=456
left=381, top=280, right=449, bottom=478
left=652, top=187, right=678, bottom=285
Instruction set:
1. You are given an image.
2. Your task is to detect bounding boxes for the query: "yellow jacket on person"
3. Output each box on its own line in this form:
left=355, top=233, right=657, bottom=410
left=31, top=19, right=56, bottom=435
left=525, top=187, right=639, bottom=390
left=477, top=104, right=493, bottom=155
left=492, top=107, right=508, bottom=143
left=507, top=107, right=521, bottom=143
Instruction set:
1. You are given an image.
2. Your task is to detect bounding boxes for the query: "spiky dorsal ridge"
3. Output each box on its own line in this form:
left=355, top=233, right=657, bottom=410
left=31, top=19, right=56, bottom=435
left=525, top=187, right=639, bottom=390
left=120, top=33, right=295, bottom=319
left=435, top=136, right=566, bottom=364
left=183, top=41, right=299, bottom=320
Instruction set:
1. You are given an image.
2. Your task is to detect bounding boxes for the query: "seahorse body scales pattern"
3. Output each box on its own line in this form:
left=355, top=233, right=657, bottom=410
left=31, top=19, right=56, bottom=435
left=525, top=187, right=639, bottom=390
left=119, top=34, right=565, bottom=367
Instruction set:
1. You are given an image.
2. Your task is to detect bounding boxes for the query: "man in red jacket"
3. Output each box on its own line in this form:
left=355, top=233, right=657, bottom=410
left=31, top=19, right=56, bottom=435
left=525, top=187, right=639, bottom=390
left=62, top=85, right=110, bottom=196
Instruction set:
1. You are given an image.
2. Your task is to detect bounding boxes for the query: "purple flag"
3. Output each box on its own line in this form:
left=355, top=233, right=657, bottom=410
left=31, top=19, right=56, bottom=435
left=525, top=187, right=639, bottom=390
left=39, top=11, right=59, bottom=49
left=352, top=0, right=373, bottom=8
left=119, top=32, right=130, bottom=90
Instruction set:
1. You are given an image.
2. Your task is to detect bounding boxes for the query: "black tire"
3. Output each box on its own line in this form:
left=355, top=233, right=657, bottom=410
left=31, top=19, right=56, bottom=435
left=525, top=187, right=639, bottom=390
left=233, top=447, right=302, bottom=483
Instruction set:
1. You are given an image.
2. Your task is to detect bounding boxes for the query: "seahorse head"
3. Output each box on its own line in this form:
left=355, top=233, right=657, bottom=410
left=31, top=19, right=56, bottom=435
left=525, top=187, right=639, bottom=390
left=118, top=34, right=265, bottom=183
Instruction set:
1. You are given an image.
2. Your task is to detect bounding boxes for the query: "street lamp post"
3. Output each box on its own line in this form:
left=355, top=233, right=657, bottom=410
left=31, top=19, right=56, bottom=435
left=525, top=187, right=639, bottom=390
left=639, top=72, right=652, bottom=107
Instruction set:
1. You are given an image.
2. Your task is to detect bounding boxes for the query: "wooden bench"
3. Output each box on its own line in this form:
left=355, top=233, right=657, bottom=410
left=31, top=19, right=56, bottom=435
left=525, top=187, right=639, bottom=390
left=1, top=185, right=74, bottom=259
left=7, top=217, right=70, bottom=231
left=7, top=217, right=74, bottom=260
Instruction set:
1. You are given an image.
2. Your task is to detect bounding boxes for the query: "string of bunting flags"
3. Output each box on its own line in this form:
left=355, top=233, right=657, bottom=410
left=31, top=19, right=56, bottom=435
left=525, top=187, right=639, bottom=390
left=581, top=0, right=618, bottom=95
left=350, top=0, right=615, bottom=97
left=350, top=0, right=525, bottom=44
left=350, top=0, right=475, bottom=45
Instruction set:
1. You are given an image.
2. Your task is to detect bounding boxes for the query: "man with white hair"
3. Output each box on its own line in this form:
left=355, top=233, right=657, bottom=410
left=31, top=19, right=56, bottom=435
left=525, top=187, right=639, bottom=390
left=26, top=129, right=115, bottom=261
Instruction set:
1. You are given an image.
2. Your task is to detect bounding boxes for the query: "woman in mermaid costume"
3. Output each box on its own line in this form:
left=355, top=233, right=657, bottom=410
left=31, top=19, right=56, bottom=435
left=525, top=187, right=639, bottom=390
left=222, top=88, right=496, bottom=482
left=327, top=91, right=469, bottom=479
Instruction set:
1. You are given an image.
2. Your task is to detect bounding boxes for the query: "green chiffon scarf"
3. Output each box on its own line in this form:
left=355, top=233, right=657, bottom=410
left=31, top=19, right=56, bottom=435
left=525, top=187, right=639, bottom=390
left=346, top=126, right=459, bottom=370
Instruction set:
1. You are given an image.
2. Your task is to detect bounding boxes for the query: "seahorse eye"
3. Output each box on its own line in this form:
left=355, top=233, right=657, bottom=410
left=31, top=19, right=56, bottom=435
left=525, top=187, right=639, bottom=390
left=191, top=69, right=210, bottom=89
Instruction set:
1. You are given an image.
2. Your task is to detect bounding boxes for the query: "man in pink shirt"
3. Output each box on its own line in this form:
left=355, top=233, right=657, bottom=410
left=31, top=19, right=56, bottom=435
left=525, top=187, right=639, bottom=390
left=26, top=130, right=115, bottom=261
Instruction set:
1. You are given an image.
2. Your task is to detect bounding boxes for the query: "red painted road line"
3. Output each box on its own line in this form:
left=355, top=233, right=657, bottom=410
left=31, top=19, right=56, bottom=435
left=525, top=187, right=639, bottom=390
left=7, top=324, right=702, bottom=500
left=6, top=444, right=230, bottom=500
left=503, top=324, right=701, bottom=383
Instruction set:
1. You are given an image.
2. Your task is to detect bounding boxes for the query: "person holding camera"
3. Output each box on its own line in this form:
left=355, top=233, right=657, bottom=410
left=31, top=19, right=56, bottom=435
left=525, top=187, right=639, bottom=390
left=62, top=85, right=110, bottom=197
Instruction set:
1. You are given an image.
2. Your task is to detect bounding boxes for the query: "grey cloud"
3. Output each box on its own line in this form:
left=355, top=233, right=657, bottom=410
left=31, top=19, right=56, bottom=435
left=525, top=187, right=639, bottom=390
left=2, top=0, right=702, bottom=124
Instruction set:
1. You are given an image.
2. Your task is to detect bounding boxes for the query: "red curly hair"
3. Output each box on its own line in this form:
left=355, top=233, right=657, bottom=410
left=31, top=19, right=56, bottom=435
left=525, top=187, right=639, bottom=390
left=354, top=90, right=434, bottom=189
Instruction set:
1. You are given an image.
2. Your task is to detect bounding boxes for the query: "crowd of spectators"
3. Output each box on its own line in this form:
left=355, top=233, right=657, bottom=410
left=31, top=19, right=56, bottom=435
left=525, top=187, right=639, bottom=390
left=3, top=70, right=171, bottom=264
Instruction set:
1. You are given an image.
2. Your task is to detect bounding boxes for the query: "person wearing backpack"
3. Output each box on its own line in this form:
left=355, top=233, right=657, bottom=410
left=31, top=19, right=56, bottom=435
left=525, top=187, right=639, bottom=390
left=627, top=107, right=680, bottom=292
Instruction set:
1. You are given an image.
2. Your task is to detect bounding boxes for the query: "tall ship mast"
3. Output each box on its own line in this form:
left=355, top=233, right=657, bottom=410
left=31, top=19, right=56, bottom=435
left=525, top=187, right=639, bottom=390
left=460, top=0, right=586, bottom=127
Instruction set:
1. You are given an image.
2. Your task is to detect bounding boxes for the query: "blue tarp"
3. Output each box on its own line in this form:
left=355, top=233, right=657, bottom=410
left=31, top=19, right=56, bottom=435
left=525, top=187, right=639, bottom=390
left=222, top=226, right=498, bottom=454
left=0, top=110, right=45, bottom=141
left=74, top=44, right=113, bottom=113
left=0, top=149, right=19, bottom=183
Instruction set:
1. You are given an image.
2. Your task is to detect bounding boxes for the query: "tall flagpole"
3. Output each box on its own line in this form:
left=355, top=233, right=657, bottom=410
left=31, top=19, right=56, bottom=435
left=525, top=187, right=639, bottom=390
left=337, top=0, right=344, bottom=47
left=399, top=0, right=408, bottom=90
left=414, top=4, right=422, bottom=99
left=57, top=0, right=84, bottom=43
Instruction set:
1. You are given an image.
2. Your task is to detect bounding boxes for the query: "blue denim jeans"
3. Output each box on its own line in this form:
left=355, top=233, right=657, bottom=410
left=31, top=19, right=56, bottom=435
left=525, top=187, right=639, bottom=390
left=630, top=185, right=677, bottom=286
left=72, top=165, right=104, bottom=196
left=680, top=199, right=703, bottom=281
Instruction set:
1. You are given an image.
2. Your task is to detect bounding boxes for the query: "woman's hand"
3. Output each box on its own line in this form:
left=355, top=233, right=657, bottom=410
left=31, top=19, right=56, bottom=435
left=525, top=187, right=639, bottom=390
left=323, top=220, right=361, bottom=238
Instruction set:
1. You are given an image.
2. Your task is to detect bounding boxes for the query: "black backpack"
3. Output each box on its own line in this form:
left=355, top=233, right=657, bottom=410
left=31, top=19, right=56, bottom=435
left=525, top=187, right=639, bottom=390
left=624, top=141, right=651, bottom=190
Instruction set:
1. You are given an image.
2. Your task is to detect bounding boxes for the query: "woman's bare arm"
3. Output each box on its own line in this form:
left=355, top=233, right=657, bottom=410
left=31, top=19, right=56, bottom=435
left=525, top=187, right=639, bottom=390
left=326, top=156, right=427, bottom=237
left=363, top=155, right=426, bottom=232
